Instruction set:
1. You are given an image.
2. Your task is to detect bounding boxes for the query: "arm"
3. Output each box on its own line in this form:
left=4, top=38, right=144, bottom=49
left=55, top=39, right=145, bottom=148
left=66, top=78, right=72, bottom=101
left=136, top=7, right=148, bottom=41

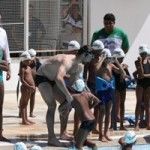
left=55, top=65, right=73, bottom=103
left=88, top=93, right=99, bottom=108
left=0, top=60, right=9, bottom=71
left=20, top=68, right=35, bottom=89
left=113, top=58, right=126, bottom=78
left=95, top=54, right=106, bottom=72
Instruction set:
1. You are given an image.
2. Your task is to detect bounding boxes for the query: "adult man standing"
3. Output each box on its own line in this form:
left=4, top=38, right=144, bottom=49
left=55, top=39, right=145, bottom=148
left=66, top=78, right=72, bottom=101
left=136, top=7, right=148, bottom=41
left=91, top=13, right=129, bottom=54
left=36, top=46, right=93, bottom=147
left=0, top=14, right=11, bottom=141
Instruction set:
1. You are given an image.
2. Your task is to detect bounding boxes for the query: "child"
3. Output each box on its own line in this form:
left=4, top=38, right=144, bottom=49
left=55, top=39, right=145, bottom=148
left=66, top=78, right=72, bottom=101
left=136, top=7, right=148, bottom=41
left=118, top=131, right=137, bottom=150
left=59, top=91, right=99, bottom=150
left=95, top=48, right=126, bottom=141
left=19, top=51, right=36, bottom=125
left=83, top=40, right=104, bottom=134
left=112, top=48, right=130, bottom=130
left=28, top=49, right=41, bottom=117
left=133, top=45, right=150, bottom=130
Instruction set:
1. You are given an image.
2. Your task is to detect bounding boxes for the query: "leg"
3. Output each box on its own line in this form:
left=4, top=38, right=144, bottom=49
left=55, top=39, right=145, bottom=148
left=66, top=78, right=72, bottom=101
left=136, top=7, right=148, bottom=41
left=98, top=105, right=106, bottom=142
left=38, top=82, right=69, bottom=147
left=120, top=90, right=127, bottom=130
left=30, top=91, right=36, bottom=117
left=75, top=121, right=96, bottom=149
left=144, top=87, right=150, bottom=129
left=135, top=86, right=143, bottom=131
left=73, top=110, right=80, bottom=136
left=60, top=108, right=73, bottom=140
left=20, top=86, right=32, bottom=125
left=0, top=83, right=10, bottom=142
left=92, top=105, right=99, bottom=134
left=104, top=100, right=112, bottom=141
left=115, top=90, right=121, bottom=122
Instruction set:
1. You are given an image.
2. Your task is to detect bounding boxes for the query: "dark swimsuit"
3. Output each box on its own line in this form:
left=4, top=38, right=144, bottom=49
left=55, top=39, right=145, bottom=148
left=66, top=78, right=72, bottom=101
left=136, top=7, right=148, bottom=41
left=137, top=61, right=150, bottom=88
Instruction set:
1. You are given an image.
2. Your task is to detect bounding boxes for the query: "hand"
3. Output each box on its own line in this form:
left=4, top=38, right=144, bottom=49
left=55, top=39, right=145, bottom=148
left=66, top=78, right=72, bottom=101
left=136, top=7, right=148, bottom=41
left=6, top=71, right=11, bottom=81
left=66, top=94, right=74, bottom=103
left=58, top=101, right=72, bottom=116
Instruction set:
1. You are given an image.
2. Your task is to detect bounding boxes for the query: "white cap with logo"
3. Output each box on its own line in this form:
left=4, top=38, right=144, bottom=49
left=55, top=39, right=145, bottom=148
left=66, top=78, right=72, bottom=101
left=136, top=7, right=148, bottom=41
left=102, top=48, right=111, bottom=57
left=28, top=48, right=37, bottom=57
left=92, top=40, right=104, bottom=50
left=20, top=51, right=31, bottom=61
left=138, top=44, right=149, bottom=54
left=68, top=40, right=80, bottom=51
left=112, top=47, right=125, bottom=58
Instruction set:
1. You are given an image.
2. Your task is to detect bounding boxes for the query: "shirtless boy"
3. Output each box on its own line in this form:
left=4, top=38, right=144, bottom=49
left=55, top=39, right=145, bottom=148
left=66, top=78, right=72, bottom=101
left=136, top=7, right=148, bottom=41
left=71, top=92, right=99, bottom=150
left=19, top=51, right=36, bottom=125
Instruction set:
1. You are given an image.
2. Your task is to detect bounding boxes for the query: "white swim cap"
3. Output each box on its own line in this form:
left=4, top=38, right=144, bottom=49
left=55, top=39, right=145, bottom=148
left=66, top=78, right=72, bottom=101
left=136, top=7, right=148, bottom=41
left=102, top=48, right=111, bottom=57
left=71, top=79, right=86, bottom=92
left=28, top=48, right=37, bottom=57
left=123, top=131, right=137, bottom=144
left=30, top=145, right=43, bottom=150
left=14, top=142, right=27, bottom=150
left=112, top=48, right=125, bottom=58
left=92, top=40, right=104, bottom=50
left=138, top=44, right=149, bottom=54
left=68, top=40, right=80, bottom=50
left=20, top=51, right=31, bottom=61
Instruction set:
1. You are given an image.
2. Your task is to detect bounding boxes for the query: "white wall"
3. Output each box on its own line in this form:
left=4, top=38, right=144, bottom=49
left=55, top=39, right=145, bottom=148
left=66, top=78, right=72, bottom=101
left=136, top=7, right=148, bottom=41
left=89, top=0, right=150, bottom=76
left=89, top=0, right=150, bottom=44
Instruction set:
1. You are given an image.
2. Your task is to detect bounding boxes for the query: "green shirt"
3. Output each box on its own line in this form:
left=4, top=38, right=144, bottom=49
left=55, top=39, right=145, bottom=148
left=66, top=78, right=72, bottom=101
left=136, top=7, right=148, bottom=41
left=91, top=27, right=129, bottom=54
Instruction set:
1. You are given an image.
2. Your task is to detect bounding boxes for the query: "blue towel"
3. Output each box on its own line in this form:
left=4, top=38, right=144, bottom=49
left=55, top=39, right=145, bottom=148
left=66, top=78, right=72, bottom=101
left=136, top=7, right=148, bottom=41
left=95, top=76, right=115, bottom=92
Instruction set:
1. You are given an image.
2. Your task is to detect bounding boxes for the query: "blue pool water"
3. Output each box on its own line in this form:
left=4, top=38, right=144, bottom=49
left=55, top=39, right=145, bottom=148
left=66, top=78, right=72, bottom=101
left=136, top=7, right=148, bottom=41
left=69, top=144, right=150, bottom=150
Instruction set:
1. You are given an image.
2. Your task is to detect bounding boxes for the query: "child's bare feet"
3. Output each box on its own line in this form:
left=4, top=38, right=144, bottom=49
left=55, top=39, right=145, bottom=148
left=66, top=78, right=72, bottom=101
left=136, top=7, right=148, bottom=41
left=30, top=113, right=36, bottom=118
left=92, top=129, right=99, bottom=134
left=98, top=136, right=107, bottom=142
left=134, top=126, right=139, bottom=131
left=119, top=126, right=127, bottom=131
left=27, top=119, right=35, bottom=124
left=104, top=135, right=112, bottom=141
left=22, top=121, right=31, bottom=125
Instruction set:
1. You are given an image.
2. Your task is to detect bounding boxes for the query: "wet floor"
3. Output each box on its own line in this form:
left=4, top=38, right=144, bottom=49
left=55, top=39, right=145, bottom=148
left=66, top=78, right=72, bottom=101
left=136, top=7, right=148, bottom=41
left=0, top=90, right=150, bottom=150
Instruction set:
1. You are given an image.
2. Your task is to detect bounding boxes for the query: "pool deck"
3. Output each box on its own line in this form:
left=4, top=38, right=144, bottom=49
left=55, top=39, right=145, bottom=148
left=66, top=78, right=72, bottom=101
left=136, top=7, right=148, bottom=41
left=0, top=90, right=150, bottom=149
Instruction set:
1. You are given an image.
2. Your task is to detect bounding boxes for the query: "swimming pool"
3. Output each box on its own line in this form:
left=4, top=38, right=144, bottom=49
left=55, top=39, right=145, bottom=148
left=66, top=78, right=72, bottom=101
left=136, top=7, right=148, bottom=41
left=69, top=144, right=150, bottom=150
left=98, top=144, right=150, bottom=150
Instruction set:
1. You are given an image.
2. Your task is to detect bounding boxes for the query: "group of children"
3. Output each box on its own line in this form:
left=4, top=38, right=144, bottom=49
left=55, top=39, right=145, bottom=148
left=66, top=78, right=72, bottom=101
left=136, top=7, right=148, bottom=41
left=16, top=39, right=149, bottom=149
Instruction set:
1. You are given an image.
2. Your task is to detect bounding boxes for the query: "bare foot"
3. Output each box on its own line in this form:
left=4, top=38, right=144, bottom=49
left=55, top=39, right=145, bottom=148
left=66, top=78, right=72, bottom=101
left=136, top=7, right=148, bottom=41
left=60, top=133, right=73, bottom=141
left=22, top=121, right=31, bottom=125
left=98, top=136, right=107, bottom=142
left=84, top=140, right=96, bottom=148
left=134, top=126, right=139, bottom=131
left=119, top=126, right=127, bottom=131
left=27, top=119, right=35, bottom=124
left=104, top=135, right=112, bottom=141
left=92, top=129, right=99, bottom=134
left=48, top=138, right=71, bottom=147
left=0, top=136, right=10, bottom=142
left=30, top=113, right=36, bottom=118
